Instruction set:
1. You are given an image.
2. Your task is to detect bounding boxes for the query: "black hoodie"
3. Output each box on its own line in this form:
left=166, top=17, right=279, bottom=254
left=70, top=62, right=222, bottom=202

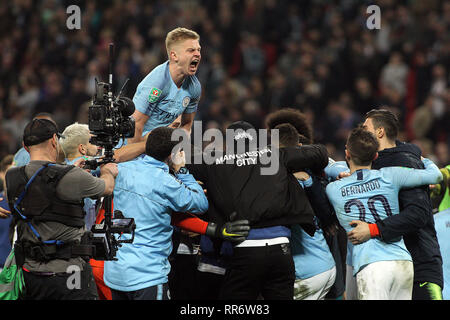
left=186, top=121, right=329, bottom=234
left=372, top=141, right=443, bottom=288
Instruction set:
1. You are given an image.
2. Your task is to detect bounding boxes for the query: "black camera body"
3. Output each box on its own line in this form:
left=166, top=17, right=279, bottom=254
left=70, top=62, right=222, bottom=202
left=90, top=211, right=136, bottom=261
left=86, top=43, right=137, bottom=261
left=88, top=81, right=135, bottom=156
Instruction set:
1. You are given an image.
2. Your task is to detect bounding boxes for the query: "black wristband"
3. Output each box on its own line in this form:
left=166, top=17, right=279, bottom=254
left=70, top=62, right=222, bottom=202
left=205, top=222, right=218, bottom=238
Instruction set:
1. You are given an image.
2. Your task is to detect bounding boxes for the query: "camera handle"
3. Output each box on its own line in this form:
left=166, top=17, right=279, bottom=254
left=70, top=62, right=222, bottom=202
left=103, top=193, right=117, bottom=260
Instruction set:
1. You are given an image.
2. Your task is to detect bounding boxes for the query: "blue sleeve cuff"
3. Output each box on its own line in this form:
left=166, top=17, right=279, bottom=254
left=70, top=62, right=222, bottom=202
left=303, top=176, right=313, bottom=187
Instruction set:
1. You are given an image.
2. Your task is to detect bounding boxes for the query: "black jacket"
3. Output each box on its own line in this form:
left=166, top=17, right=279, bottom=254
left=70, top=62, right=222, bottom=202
left=187, top=144, right=329, bottom=234
left=372, top=141, right=443, bottom=287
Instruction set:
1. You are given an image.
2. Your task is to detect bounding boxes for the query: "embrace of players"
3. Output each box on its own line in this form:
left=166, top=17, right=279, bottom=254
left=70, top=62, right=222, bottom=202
left=1, top=27, right=448, bottom=301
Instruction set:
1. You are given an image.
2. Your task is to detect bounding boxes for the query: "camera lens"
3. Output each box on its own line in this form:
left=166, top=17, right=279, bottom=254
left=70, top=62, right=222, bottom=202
left=116, top=97, right=135, bottom=117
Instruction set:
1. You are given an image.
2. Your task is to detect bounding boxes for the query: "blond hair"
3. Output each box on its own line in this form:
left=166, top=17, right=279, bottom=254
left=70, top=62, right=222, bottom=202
left=165, top=27, right=200, bottom=58
left=60, top=122, right=91, bottom=158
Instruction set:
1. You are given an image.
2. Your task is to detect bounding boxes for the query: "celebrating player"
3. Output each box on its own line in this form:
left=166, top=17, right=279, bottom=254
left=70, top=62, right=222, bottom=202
left=129, top=27, right=202, bottom=142
left=326, top=128, right=443, bottom=299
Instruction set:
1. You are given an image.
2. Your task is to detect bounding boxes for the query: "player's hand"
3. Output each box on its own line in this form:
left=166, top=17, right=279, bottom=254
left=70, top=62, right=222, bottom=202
left=74, top=157, right=85, bottom=167
left=293, top=171, right=310, bottom=181
left=197, top=181, right=207, bottom=194
left=347, top=220, right=371, bottom=245
left=205, top=212, right=250, bottom=243
left=172, top=150, right=186, bottom=172
left=73, top=157, right=91, bottom=172
left=0, top=197, right=11, bottom=218
left=337, top=171, right=351, bottom=180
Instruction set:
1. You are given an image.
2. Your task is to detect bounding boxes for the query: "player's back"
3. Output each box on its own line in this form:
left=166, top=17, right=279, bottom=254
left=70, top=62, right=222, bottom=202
left=326, top=168, right=411, bottom=275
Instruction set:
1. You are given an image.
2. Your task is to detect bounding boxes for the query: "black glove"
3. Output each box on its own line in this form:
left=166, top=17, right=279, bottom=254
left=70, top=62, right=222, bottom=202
left=205, top=212, right=250, bottom=242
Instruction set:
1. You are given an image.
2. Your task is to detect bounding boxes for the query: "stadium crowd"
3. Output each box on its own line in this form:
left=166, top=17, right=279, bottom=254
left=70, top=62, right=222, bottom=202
left=0, top=0, right=448, bottom=164
left=0, top=0, right=449, bottom=301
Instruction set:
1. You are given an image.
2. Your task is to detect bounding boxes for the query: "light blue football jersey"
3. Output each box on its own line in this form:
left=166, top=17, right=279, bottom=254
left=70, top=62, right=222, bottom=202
left=291, top=178, right=335, bottom=279
left=324, top=158, right=349, bottom=182
left=132, top=61, right=201, bottom=135
left=291, top=223, right=335, bottom=279
left=13, top=147, right=30, bottom=167
left=326, top=158, right=442, bottom=275
left=433, top=208, right=450, bottom=300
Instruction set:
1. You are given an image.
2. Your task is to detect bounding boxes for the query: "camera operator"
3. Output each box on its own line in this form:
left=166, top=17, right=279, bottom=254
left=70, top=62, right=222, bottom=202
left=5, top=119, right=118, bottom=300
left=59, top=122, right=151, bottom=300
left=60, top=122, right=150, bottom=228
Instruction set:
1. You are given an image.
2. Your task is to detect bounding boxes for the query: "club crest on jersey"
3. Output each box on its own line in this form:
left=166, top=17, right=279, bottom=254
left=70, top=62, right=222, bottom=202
left=182, top=96, right=190, bottom=108
left=148, top=88, right=162, bottom=103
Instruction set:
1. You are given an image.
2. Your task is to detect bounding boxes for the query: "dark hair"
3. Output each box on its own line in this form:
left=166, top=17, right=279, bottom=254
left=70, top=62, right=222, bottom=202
left=265, top=108, right=313, bottom=143
left=145, top=127, right=179, bottom=162
left=365, top=109, right=399, bottom=141
left=346, top=127, right=379, bottom=166
left=274, top=123, right=300, bottom=147
left=226, top=120, right=257, bottom=152
left=0, top=155, right=13, bottom=172
left=23, top=118, right=63, bottom=147
left=33, top=112, right=54, bottom=120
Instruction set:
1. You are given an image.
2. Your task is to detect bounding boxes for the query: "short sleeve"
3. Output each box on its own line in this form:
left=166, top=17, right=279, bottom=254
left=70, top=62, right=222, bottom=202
left=57, top=167, right=106, bottom=201
left=133, top=83, right=164, bottom=116
left=132, top=64, right=168, bottom=116
left=184, top=78, right=201, bottom=114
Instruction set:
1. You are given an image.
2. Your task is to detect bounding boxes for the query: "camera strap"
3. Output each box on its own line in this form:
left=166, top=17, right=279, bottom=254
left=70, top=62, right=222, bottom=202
left=13, top=163, right=62, bottom=245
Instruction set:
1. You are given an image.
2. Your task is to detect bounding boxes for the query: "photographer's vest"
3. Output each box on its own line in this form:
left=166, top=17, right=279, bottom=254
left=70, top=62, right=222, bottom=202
left=6, top=163, right=85, bottom=228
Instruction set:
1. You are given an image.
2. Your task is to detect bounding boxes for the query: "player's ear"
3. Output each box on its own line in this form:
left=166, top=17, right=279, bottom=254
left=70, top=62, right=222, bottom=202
left=377, top=127, right=384, bottom=139
left=78, top=143, right=85, bottom=155
left=345, top=149, right=351, bottom=161
left=170, top=49, right=178, bottom=63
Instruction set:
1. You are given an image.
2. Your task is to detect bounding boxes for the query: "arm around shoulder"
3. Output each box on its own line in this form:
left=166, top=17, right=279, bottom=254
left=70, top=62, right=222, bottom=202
left=283, top=144, right=329, bottom=173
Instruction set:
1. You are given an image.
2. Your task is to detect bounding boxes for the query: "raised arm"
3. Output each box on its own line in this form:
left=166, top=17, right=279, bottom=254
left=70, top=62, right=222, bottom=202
left=113, top=132, right=149, bottom=163
left=179, top=112, right=196, bottom=135
left=391, top=158, right=443, bottom=189
left=127, top=110, right=149, bottom=144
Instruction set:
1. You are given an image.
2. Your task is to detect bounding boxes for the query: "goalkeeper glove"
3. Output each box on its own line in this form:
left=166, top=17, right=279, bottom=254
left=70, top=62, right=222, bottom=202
left=205, top=212, right=250, bottom=242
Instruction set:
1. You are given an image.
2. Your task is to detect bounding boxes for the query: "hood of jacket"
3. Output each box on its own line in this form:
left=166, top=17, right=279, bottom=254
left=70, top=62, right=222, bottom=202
left=373, top=140, right=423, bottom=169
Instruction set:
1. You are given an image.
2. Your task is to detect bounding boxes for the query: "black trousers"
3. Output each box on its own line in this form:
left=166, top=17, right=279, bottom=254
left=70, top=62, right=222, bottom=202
left=168, top=254, right=199, bottom=300
left=195, top=270, right=225, bottom=300
left=23, top=262, right=98, bottom=300
left=219, top=243, right=295, bottom=300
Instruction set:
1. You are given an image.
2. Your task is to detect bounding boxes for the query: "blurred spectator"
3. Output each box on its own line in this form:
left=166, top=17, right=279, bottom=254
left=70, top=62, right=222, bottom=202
left=0, top=0, right=447, bottom=164
left=0, top=154, right=13, bottom=271
left=380, top=52, right=409, bottom=99
left=412, top=95, right=435, bottom=139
